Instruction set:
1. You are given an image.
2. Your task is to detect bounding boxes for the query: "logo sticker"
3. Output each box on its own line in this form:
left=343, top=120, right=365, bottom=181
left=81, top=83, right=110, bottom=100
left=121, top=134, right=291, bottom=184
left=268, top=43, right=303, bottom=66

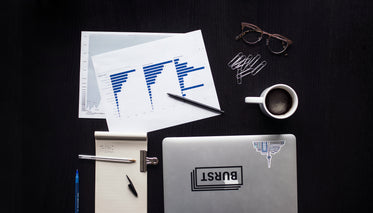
left=190, top=166, right=243, bottom=191
left=252, top=141, right=285, bottom=168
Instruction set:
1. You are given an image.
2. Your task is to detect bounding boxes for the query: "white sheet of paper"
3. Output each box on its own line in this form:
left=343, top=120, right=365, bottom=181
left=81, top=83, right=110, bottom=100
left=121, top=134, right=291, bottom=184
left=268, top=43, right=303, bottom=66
left=95, top=132, right=147, bottom=213
left=78, top=31, right=178, bottom=118
left=92, top=30, right=220, bottom=133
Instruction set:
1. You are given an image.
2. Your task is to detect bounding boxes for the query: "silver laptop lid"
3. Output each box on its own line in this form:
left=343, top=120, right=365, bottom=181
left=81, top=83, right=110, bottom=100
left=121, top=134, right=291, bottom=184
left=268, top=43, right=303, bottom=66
left=163, top=134, right=297, bottom=213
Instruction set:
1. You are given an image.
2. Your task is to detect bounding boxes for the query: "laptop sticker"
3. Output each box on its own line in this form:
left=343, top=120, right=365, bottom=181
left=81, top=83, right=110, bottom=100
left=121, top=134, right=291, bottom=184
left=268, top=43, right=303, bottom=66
left=252, top=141, right=285, bottom=168
left=190, top=166, right=243, bottom=191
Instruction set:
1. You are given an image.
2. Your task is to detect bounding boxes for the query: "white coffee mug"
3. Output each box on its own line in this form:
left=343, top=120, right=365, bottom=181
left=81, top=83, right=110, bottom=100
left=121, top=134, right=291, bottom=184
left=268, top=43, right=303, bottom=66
left=245, top=84, right=298, bottom=119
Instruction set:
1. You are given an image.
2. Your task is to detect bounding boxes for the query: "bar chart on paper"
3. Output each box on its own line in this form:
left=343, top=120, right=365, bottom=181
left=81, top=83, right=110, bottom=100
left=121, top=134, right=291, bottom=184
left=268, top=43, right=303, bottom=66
left=110, top=69, right=136, bottom=116
left=143, top=60, right=173, bottom=109
left=143, top=58, right=206, bottom=109
left=92, top=30, right=221, bottom=132
left=174, top=58, right=205, bottom=97
left=104, top=57, right=208, bottom=119
left=78, top=31, right=178, bottom=119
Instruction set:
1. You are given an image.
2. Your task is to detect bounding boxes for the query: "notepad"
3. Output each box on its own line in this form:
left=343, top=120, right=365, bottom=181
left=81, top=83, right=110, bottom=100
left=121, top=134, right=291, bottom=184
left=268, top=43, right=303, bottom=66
left=94, top=131, right=148, bottom=213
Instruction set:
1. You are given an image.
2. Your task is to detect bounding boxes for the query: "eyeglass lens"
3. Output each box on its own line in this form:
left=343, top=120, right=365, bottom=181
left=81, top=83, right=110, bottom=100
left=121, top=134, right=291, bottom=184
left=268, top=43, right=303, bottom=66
left=241, top=26, right=262, bottom=44
left=267, top=37, right=288, bottom=54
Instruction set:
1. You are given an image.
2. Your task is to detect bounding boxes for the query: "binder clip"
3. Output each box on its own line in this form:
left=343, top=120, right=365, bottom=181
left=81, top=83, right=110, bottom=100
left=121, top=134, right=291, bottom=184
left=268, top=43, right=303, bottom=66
left=140, top=150, right=159, bottom=172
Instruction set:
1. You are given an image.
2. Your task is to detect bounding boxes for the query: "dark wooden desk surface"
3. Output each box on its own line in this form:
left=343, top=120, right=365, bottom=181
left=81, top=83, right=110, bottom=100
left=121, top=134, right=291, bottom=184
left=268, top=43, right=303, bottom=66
left=5, top=0, right=373, bottom=212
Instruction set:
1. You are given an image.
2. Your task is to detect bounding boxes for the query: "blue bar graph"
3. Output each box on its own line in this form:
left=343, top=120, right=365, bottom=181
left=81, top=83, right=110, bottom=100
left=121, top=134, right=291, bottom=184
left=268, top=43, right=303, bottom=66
left=174, top=58, right=205, bottom=96
left=143, top=60, right=173, bottom=108
left=110, top=69, right=136, bottom=116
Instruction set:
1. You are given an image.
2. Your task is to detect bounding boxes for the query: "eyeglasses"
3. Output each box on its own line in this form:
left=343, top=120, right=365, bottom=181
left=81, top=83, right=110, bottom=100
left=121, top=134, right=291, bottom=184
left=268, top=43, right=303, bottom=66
left=235, top=22, right=293, bottom=55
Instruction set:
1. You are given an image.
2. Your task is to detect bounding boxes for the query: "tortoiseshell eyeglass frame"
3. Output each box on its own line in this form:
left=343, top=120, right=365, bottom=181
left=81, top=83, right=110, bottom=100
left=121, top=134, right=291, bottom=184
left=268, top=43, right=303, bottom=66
left=235, top=22, right=293, bottom=55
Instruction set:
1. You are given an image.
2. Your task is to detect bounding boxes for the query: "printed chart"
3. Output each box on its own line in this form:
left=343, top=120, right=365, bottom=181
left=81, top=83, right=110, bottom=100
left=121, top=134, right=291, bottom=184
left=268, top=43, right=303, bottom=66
left=143, top=60, right=173, bottom=109
left=92, top=30, right=220, bottom=132
left=78, top=31, right=177, bottom=118
left=174, top=58, right=205, bottom=97
left=109, top=69, right=136, bottom=116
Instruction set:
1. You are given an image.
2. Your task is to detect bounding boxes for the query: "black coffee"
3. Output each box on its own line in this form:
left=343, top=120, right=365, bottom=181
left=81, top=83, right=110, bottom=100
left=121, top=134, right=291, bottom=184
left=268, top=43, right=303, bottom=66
left=265, top=88, right=292, bottom=115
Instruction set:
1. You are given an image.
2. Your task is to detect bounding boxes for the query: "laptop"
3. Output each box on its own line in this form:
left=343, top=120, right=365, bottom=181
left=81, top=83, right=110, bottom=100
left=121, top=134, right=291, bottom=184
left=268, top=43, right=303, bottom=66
left=162, top=134, right=297, bottom=213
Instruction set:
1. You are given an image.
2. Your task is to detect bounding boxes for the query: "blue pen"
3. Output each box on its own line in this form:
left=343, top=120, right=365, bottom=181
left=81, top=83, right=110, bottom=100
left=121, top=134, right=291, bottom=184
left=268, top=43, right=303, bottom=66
left=75, top=170, right=79, bottom=213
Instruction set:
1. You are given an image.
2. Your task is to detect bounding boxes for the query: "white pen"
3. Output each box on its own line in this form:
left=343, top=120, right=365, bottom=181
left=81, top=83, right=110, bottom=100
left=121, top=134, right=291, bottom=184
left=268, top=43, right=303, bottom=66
left=78, top=154, right=136, bottom=163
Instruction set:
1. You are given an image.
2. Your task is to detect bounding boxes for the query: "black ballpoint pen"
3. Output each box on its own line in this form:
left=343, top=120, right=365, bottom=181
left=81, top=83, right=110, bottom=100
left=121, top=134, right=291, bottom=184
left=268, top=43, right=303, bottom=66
left=126, top=175, right=138, bottom=197
left=167, top=93, right=224, bottom=114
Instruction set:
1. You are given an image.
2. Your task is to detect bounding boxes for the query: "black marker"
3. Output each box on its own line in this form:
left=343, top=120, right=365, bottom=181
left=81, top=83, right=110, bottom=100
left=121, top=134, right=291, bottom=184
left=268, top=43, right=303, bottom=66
left=126, top=175, right=138, bottom=197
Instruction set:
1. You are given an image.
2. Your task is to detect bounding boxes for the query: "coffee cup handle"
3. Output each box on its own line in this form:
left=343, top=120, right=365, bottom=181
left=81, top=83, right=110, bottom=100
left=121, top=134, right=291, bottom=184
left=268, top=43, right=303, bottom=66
left=245, top=97, right=264, bottom=104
